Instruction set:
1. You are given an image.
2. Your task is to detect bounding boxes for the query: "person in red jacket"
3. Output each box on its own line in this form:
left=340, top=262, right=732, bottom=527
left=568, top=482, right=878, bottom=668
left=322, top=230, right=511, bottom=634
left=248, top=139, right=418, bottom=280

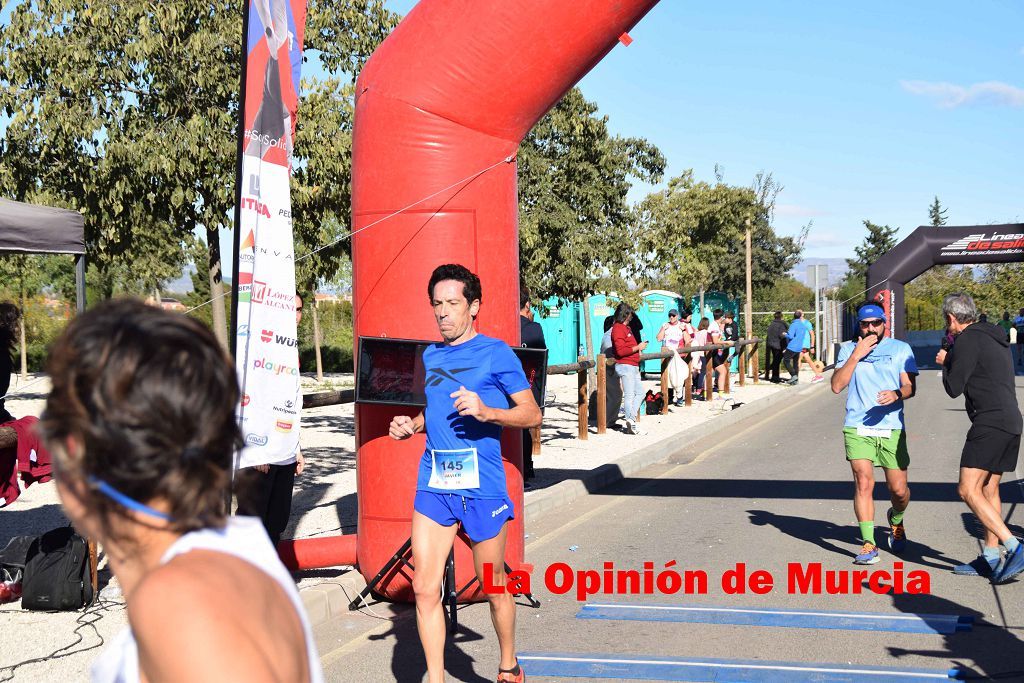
left=611, top=302, right=648, bottom=435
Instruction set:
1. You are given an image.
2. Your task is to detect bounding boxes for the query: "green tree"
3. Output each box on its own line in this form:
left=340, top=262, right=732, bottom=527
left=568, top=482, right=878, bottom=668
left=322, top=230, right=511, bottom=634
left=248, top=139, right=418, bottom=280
left=846, top=220, right=899, bottom=291
left=0, top=0, right=397, bottom=344
left=928, top=196, right=948, bottom=227
left=0, top=254, right=52, bottom=377
left=633, top=170, right=804, bottom=297
left=517, top=87, right=666, bottom=302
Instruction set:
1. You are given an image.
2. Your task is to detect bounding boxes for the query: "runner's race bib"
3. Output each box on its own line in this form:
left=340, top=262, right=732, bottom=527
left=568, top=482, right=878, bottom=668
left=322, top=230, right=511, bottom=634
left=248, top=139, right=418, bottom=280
left=857, top=426, right=892, bottom=438
left=428, top=448, right=480, bottom=490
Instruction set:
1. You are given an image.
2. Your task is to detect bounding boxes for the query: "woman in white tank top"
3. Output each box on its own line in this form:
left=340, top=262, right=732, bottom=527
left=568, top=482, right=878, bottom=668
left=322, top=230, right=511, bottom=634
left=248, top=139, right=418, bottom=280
left=38, top=299, right=322, bottom=683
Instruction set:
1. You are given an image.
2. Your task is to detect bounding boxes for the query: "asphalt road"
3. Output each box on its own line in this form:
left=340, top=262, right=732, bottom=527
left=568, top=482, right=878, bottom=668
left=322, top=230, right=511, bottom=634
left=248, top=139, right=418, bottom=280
left=318, top=353, right=1024, bottom=682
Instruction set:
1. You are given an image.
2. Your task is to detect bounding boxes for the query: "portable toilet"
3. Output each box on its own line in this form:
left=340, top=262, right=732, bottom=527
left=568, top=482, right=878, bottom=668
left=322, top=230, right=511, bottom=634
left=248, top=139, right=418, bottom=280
left=690, top=291, right=741, bottom=370
left=637, top=290, right=686, bottom=374
left=531, top=297, right=580, bottom=366
left=585, top=293, right=619, bottom=360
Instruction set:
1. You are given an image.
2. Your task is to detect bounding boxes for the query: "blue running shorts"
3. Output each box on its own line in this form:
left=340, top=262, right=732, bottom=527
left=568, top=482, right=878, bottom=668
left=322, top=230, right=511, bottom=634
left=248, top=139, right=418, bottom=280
left=413, top=491, right=514, bottom=542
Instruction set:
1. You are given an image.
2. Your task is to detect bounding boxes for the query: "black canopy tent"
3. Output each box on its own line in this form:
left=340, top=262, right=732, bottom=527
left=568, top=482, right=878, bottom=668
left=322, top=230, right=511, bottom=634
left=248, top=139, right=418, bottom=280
left=0, top=198, right=87, bottom=313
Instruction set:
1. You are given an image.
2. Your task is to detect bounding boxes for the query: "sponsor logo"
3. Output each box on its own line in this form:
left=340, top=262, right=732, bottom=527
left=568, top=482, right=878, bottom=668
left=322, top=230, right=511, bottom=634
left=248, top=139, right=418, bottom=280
left=941, top=232, right=1024, bottom=253
left=256, top=329, right=297, bottom=348
left=279, top=208, right=291, bottom=219
left=244, top=128, right=286, bottom=150
left=426, top=366, right=472, bottom=387
left=240, top=230, right=256, bottom=252
left=251, top=281, right=296, bottom=311
left=491, top=503, right=510, bottom=518
left=237, top=324, right=250, bottom=337
left=285, top=400, right=294, bottom=409
left=245, top=433, right=268, bottom=447
left=275, top=420, right=293, bottom=433
left=254, top=246, right=294, bottom=261
left=241, top=393, right=251, bottom=407
left=241, top=196, right=271, bottom=218
left=253, top=357, right=299, bottom=376
left=272, top=403, right=298, bottom=416
left=248, top=173, right=260, bottom=197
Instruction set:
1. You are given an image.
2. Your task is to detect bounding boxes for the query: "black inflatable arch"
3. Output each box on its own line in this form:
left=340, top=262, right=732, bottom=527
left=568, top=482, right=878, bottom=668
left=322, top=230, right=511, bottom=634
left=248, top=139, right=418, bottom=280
left=867, top=223, right=1024, bottom=339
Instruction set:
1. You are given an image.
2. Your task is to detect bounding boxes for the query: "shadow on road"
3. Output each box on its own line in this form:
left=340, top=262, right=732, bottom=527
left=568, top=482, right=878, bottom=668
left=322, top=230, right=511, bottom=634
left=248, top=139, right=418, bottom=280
left=747, top=509, right=962, bottom=570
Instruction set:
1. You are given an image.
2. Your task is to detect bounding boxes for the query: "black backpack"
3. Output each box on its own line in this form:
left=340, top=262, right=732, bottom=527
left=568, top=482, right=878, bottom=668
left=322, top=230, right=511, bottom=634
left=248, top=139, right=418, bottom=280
left=644, top=390, right=664, bottom=415
left=21, top=526, right=93, bottom=611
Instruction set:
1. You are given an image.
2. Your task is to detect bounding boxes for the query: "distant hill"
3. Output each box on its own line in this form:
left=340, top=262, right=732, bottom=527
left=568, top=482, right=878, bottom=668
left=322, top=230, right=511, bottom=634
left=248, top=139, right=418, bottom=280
left=164, top=264, right=196, bottom=294
left=790, top=258, right=849, bottom=288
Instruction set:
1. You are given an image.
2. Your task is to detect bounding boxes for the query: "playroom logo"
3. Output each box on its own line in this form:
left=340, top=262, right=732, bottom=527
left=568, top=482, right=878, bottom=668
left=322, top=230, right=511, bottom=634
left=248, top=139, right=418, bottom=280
left=252, top=357, right=299, bottom=376
left=482, top=562, right=931, bottom=600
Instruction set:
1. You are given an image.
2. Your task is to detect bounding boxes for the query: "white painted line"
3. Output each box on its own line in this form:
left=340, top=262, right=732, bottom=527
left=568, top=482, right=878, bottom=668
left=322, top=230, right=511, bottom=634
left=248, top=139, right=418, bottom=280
left=582, top=603, right=957, bottom=622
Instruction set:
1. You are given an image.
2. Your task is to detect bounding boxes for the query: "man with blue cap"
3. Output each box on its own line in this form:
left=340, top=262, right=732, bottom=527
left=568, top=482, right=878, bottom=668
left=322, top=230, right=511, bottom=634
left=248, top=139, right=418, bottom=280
left=831, top=301, right=918, bottom=565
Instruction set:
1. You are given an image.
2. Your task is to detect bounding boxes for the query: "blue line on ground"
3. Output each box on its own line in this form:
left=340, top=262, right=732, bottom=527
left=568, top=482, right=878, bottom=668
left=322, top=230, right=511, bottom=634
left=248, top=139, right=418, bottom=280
left=517, top=651, right=958, bottom=682
left=576, top=602, right=974, bottom=635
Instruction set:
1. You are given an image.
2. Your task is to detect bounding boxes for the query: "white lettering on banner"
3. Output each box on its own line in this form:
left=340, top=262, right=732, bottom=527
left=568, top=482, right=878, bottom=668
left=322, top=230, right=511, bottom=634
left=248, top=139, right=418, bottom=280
left=235, top=159, right=301, bottom=469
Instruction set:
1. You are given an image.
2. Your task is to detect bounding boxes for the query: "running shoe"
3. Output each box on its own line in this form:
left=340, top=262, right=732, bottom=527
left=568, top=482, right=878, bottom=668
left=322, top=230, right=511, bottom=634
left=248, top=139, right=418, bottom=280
left=811, top=375, right=825, bottom=383
left=953, top=555, right=998, bottom=577
left=886, top=507, right=906, bottom=553
left=991, top=541, right=1024, bottom=584
left=630, top=421, right=648, bottom=436
left=854, top=542, right=880, bottom=565
left=497, top=661, right=525, bottom=682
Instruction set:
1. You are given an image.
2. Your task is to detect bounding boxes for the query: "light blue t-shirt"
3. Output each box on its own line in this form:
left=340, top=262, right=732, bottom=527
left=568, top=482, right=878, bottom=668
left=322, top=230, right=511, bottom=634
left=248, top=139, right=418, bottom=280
left=417, top=334, right=530, bottom=499
left=785, top=319, right=813, bottom=353
left=835, top=336, right=918, bottom=429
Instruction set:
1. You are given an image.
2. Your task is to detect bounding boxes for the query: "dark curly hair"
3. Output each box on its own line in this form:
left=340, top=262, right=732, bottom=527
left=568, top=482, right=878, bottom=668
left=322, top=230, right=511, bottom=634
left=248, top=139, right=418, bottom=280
left=427, top=264, right=482, bottom=309
left=39, top=299, right=243, bottom=540
left=0, top=303, right=19, bottom=358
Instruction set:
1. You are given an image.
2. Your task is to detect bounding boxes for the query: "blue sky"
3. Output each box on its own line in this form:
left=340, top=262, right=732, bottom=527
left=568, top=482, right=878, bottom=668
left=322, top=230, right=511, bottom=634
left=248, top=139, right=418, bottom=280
left=385, top=0, right=1024, bottom=257
left=3, top=1, right=1021, bottom=263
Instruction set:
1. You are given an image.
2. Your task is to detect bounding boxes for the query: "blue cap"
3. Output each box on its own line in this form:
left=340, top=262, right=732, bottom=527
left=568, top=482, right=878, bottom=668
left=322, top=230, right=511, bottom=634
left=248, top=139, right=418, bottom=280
left=858, top=303, right=886, bottom=322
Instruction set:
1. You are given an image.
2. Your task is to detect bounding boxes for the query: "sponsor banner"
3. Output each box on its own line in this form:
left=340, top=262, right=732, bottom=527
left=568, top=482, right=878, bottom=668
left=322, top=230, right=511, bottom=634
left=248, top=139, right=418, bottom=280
left=233, top=0, right=307, bottom=469
left=938, top=231, right=1024, bottom=259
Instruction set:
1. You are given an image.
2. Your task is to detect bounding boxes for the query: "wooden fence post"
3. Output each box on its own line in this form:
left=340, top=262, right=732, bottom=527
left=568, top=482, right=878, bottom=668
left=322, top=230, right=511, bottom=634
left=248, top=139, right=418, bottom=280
left=596, top=354, right=607, bottom=434
left=738, top=342, right=746, bottom=387
left=704, top=350, right=714, bottom=399
left=577, top=356, right=588, bottom=440
left=752, top=342, right=760, bottom=384
left=660, top=356, right=669, bottom=414
left=723, top=348, right=731, bottom=394
left=531, top=425, right=541, bottom=455
left=684, top=362, right=693, bottom=406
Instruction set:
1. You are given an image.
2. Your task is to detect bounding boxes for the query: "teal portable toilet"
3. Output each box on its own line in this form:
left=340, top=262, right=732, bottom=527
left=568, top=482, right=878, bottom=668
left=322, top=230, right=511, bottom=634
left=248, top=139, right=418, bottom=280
left=690, top=291, right=741, bottom=371
left=531, top=298, right=580, bottom=366
left=637, top=290, right=686, bottom=374
left=585, top=294, right=619, bottom=360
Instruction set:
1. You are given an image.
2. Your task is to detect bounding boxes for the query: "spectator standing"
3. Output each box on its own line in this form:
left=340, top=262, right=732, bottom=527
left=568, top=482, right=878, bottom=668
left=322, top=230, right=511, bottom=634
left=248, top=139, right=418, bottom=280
left=692, top=318, right=711, bottom=400
left=656, top=309, right=692, bottom=407
left=997, top=311, right=1013, bottom=342
left=765, top=311, right=788, bottom=383
left=237, top=294, right=305, bottom=547
left=519, top=288, right=546, bottom=483
left=709, top=309, right=727, bottom=395
left=1013, top=308, right=1024, bottom=366
left=611, top=302, right=648, bottom=435
left=936, top=293, right=1024, bottom=583
left=720, top=311, right=739, bottom=390
left=782, top=309, right=811, bottom=385
left=0, top=304, right=19, bottom=423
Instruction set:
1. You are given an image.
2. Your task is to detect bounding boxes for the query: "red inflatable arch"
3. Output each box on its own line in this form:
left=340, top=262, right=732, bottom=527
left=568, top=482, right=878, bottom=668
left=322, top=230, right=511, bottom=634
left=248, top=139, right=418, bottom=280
left=280, top=0, right=662, bottom=601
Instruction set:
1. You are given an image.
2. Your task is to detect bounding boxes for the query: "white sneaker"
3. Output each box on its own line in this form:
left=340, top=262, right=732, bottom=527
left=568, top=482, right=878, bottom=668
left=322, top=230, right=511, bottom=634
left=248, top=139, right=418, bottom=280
left=630, top=421, right=648, bottom=436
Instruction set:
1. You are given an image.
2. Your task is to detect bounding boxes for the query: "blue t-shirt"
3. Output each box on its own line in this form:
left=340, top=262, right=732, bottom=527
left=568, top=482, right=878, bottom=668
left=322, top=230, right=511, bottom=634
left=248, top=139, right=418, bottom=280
left=835, top=336, right=918, bottom=429
left=417, top=334, right=530, bottom=499
left=785, top=319, right=812, bottom=353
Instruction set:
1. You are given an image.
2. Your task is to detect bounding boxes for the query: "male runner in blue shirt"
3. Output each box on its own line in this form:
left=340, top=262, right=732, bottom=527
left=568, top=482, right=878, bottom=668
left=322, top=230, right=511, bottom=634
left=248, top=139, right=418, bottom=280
left=389, top=264, right=541, bottom=683
left=831, top=302, right=918, bottom=565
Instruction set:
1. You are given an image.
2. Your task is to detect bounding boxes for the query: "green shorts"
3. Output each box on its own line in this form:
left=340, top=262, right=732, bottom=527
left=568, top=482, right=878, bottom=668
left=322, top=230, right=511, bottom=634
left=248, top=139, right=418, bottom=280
left=843, top=427, right=909, bottom=470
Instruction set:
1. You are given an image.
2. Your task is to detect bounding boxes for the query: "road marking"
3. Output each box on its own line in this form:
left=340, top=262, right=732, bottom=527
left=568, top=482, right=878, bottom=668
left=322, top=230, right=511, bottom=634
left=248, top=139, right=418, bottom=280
left=518, top=651, right=956, bottom=680
left=578, top=603, right=972, bottom=634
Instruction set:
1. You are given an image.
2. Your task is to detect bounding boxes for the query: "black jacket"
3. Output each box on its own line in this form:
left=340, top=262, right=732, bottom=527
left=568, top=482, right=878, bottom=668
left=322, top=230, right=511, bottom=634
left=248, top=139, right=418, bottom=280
left=943, top=322, right=1023, bottom=434
left=766, top=319, right=788, bottom=349
left=519, top=315, right=546, bottom=350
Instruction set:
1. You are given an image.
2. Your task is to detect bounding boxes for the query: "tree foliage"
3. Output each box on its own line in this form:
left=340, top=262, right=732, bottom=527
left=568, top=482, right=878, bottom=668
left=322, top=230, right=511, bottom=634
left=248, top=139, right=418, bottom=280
left=517, top=87, right=665, bottom=302
left=0, top=0, right=396, bottom=325
left=928, top=196, right=948, bottom=227
left=633, top=169, right=804, bottom=298
left=845, top=220, right=899, bottom=291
